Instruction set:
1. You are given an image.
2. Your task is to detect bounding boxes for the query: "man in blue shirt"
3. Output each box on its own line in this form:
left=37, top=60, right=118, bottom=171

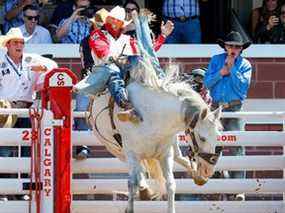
left=204, top=31, right=252, bottom=201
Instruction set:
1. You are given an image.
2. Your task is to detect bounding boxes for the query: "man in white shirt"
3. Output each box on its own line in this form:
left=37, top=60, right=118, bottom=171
left=0, top=28, right=56, bottom=106
left=17, top=4, right=52, bottom=44
left=0, top=27, right=56, bottom=201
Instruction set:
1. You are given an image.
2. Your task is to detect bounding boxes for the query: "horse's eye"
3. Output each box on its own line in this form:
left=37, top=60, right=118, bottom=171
left=199, top=135, right=206, bottom=142
left=210, top=156, right=218, bottom=164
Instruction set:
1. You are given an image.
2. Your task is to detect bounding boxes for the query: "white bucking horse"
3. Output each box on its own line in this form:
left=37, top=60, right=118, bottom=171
left=88, top=12, right=223, bottom=213
left=89, top=61, right=223, bottom=213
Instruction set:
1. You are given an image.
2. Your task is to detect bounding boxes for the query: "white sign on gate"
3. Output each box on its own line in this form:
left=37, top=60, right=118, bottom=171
left=40, top=110, right=54, bottom=213
left=49, top=72, right=73, bottom=87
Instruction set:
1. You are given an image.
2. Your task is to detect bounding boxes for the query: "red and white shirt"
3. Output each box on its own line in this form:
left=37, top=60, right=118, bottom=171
left=89, top=29, right=165, bottom=66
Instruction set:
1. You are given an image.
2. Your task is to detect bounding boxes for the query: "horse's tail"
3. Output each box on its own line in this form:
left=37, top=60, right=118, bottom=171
left=143, top=159, right=166, bottom=197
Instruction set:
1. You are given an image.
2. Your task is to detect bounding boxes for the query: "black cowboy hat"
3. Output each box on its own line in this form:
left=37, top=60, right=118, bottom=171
left=217, top=31, right=251, bottom=50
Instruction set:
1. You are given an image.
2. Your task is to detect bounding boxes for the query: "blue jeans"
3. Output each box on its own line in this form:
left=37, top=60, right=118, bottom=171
left=164, top=17, right=201, bottom=44
left=75, top=59, right=140, bottom=107
left=135, top=15, right=165, bottom=78
left=74, top=93, right=90, bottom=131
left=74, top=65, right=112, bottom=96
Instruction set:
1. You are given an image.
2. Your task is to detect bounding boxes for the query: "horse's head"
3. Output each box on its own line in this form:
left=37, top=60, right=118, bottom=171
left=187, top=107, right=223, bottom=186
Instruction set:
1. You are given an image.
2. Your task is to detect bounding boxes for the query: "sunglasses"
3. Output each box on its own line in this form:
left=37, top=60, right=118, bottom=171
left=125, top=8, right=138, bottom=13
left=24, top=15, right=40, bottom=21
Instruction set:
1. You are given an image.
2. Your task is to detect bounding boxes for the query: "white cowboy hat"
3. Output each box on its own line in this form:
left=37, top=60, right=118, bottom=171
left=89, top=8, right=110, bottom=26
left=107, top=6, right=131, bottom=26
left=0, top=28, right=25, bottom=48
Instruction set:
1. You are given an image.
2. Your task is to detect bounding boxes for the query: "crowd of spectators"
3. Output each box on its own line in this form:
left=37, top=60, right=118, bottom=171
left=1, top=0, right=285, bottom=44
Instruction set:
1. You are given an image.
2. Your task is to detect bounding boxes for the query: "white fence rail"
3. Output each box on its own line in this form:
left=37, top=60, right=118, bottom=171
left=0, top=129, right=284, bottom=146
left=0, top=156, right=283, bottom=174
left=0, top=178, right=283, bottom=195
left=0, top=109, right=285, bottom=119
left=0, top=201, right=283, bottom=213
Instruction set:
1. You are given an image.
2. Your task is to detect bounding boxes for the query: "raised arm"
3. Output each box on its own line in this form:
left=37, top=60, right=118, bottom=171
left=153, top=20, right=174, bottom=51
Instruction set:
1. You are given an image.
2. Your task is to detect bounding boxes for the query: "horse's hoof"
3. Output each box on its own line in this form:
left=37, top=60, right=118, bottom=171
left=139, top=188, right=160, bottom=200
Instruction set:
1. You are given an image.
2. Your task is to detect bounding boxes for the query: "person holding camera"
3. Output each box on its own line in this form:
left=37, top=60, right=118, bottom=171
left=55, top=0, right=95, bottom=43
left=255, top=3, right=285, bottom=43
left=252, top=0, right=281, bottom=43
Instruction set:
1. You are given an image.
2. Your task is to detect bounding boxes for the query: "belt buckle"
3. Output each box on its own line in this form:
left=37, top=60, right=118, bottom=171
left=179, top=16, right=187, bottom=22
left=220, top=102, right=229, bottom=108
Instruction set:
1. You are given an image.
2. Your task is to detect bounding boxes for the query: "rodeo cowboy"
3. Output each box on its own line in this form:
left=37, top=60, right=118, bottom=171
left=74, top=6, right=173, bottom=124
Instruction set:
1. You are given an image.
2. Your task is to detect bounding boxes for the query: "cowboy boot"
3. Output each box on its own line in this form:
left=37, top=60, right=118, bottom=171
left=117, top=102, right=143, bottom=124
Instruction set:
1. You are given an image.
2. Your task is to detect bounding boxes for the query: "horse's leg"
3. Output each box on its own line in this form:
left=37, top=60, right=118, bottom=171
left=160, top=147, right=176, bottom=213
left=136, top=168, right=149, bottom=200
left=173, top=141, right=197, bottom=174
left=125, top=151, right=139, bottom=213
left=137, top=161, right=159, bottom=200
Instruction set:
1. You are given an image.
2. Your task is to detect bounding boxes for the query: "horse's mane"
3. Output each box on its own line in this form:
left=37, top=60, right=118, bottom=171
left=130, top=13, right=222, bottom=128
left=130, top=60, right=223, bottom=129
left=131, top=59, right=207, bottom=107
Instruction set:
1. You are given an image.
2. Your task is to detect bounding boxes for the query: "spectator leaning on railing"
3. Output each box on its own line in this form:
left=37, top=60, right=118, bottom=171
left=15, top=4, right=52, bottom=44
left=204, top=31, right=252, bottom=201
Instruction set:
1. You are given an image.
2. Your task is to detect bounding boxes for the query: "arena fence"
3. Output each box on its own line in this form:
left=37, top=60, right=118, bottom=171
left=0, top=69, right=283, bottom=213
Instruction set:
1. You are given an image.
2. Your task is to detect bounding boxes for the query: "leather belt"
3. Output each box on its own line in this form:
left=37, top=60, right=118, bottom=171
left=12, top=101, right=33, bottom=108
left=164, top=15, right=198, bottom=22
left=212, top=100, right=241, bottom=109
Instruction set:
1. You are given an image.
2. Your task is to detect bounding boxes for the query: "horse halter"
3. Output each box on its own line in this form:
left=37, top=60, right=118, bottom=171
left=185, top=113, right=221, bottom=165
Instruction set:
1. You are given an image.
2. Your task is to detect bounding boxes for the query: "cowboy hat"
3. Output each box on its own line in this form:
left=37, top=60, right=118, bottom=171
left=106, top=6, right=131, bottom=27
left=191, top=67, right=207, bottom=77
left=217, top=31, right=251, bottom=50
left=191, top=67, right=207, bottom=83
left=89, top=8, right=110, bottom=27
left=0, top=28, right=25, bottom=48
left=0, top=100, right=17, bottom=128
